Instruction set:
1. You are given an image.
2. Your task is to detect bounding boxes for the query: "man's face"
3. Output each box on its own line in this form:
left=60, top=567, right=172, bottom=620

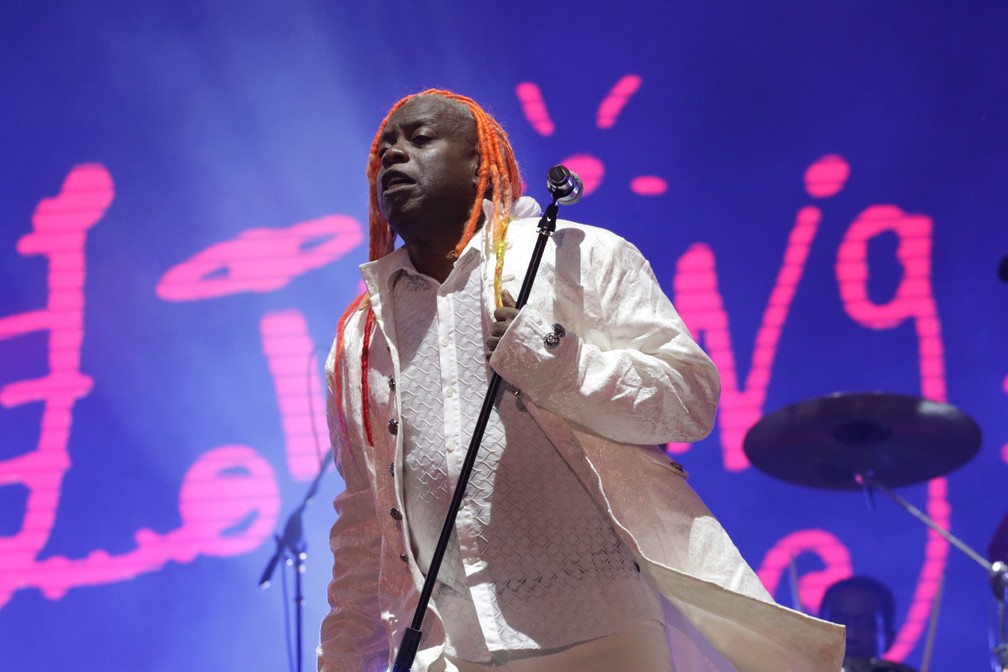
left=375, top=95, right=479, bottom=245
left=824, top=586, right=887, bottom=660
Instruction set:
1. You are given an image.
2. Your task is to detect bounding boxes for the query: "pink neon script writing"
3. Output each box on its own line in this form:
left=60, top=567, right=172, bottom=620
left=515, top=76, right=668, bottom=197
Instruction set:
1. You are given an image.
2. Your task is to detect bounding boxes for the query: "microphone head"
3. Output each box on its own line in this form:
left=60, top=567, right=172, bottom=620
left=546, top=164, right=583, bottom=205
left=547, top=165, right=570, bottom=187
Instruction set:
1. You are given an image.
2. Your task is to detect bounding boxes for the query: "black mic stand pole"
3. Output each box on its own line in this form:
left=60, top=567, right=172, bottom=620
left=391, top=197, right=562, bottom=672
left=260, top=447, right=334, bottom=672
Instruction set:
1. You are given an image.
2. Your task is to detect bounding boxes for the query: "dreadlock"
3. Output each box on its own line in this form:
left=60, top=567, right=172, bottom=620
left=335, top=90, right=523, bottom=448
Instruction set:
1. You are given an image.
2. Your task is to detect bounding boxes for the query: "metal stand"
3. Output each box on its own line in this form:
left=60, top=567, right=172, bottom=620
left=993, top=560, right=1008, bottom=672
left=260, top=448, right=333, bottom=672
left=391, top=199, right=563, bottom=672
left=857, top=473, right=1008, bottom=670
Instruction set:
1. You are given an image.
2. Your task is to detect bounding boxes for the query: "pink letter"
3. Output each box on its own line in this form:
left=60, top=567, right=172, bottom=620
left=5, top=446, right=279, bottom=601
left=156, top=215, right=364, bottom=301
left=836, top=204, right=948, bottom=660
left=0, top=164, right=113, bottom=606
left=670, top=206, right=822, bottom=470
left=757, top=529, right=853, bottom=613
left=260, top=310, right=329, bottom=481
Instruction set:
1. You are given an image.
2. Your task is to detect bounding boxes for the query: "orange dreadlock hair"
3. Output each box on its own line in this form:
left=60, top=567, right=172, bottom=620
left=335, top=90, right=523, bottom=448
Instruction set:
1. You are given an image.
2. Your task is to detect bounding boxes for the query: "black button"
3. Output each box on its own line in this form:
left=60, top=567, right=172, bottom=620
left=399, top=553, right=409, bottom=563
left=389, top=508, right=402, bottom=521
left=388, top=463, right=394, bottom=477
left=388, top=419, right=398, bottom=435
left=388, top=375, right=396, bottom=391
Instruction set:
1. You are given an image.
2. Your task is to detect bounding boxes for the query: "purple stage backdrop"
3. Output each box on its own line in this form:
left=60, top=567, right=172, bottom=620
left=2, top=2, right=1007, bottom=670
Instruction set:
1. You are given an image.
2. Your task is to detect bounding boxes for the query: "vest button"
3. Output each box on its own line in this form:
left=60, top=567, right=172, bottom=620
left=388, top=418, right=398, bottom=435
left=389, top=508, right=403, bottom=521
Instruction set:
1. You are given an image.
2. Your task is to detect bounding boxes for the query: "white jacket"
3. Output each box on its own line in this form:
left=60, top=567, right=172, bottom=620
left=319, top=204, right=844, bottom=671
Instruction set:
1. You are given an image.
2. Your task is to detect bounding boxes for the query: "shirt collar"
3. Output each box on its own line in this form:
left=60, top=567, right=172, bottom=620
left=359, top=196, right=542, bottom=295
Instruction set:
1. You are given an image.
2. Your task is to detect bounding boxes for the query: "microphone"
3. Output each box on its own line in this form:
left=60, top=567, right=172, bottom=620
left=547, top=164, right=583, bottom=205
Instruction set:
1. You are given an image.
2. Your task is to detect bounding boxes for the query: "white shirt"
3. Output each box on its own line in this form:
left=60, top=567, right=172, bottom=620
left=390, top=241, right=661, bottom=662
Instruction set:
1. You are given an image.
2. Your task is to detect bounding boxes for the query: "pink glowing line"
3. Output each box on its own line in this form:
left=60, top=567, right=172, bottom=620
left=260, top=310, right=329, bottom=481
left=757, top=529, right=853, bottom=613
left=515, top=82, right=555, bottom=137
left=629, top=175, right=667, bottom=196
left=669, top=205, right=822, bottom=470
left=156, top=215, right=364, bottom=301
left=0, top=164, right=112, bottom=606
left=1, top=446, right=279, bottom=603
left=1003, top=375, right=1008, bottom=464
left=804, top=154, right=850, bottom=198
left=596, top=74, right=642, bottom=129
left=515, top=76, right=666, bottom=199
left=1, top=165, right=284, bottom=608
left=836, top=204, right=949, bottom=660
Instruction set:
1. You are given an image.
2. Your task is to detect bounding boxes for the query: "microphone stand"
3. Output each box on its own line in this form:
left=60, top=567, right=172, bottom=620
left=391, top=197, right=562, bottom=672
left=260, top=448, right=333, bottom=672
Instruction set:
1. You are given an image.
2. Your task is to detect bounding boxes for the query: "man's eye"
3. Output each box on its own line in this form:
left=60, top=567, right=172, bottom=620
left=413, top=135, right=432, bottom=145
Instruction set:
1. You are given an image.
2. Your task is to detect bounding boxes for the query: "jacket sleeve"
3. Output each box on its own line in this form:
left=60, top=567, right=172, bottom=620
left=317, top=344, right=387, bottom=672
left=489, top=229, right=719, bottom=446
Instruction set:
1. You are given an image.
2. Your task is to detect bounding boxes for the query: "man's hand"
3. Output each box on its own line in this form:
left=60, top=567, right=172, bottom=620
left=486, top=289, right=518, bottom=358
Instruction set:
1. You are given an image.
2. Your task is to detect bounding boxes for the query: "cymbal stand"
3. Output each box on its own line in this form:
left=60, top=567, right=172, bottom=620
left=993, top=561, right=1008, bottom=672
left=857, top=473, right=1008, bottom=670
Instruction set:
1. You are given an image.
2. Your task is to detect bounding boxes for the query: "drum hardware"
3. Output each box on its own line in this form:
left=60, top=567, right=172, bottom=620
left=842, top=661, right=918, bottom=672
left=743, top=392, right=1006, bottom=670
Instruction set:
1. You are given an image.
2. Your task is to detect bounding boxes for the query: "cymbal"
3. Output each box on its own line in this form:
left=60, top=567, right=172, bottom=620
left=743, top=392, right=982, bottom=490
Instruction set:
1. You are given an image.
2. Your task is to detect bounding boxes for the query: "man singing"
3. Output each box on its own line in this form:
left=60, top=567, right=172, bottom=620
left=318, top=89, right=843, bottom=671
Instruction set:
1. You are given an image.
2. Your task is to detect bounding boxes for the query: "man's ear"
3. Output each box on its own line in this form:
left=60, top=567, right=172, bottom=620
left=471, top=154, right=482, bottom=190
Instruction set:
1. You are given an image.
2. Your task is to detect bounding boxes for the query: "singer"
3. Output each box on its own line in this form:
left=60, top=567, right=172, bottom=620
left=318, top=90, right=844, bottom=671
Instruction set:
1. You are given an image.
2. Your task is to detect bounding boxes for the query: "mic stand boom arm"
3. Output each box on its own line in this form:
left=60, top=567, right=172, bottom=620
left=391, top=199, right=561, bottom=672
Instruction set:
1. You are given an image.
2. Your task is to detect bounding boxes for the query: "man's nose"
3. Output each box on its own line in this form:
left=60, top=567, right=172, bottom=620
left=381, top=143, right=407, bottom=167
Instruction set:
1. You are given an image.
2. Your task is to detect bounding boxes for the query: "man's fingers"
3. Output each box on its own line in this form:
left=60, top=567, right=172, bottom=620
left=485, top=336, right=500, bottom=359
left=493, top=306, right=519, bottom=322
left=489, top=296, right=518, bottom=357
